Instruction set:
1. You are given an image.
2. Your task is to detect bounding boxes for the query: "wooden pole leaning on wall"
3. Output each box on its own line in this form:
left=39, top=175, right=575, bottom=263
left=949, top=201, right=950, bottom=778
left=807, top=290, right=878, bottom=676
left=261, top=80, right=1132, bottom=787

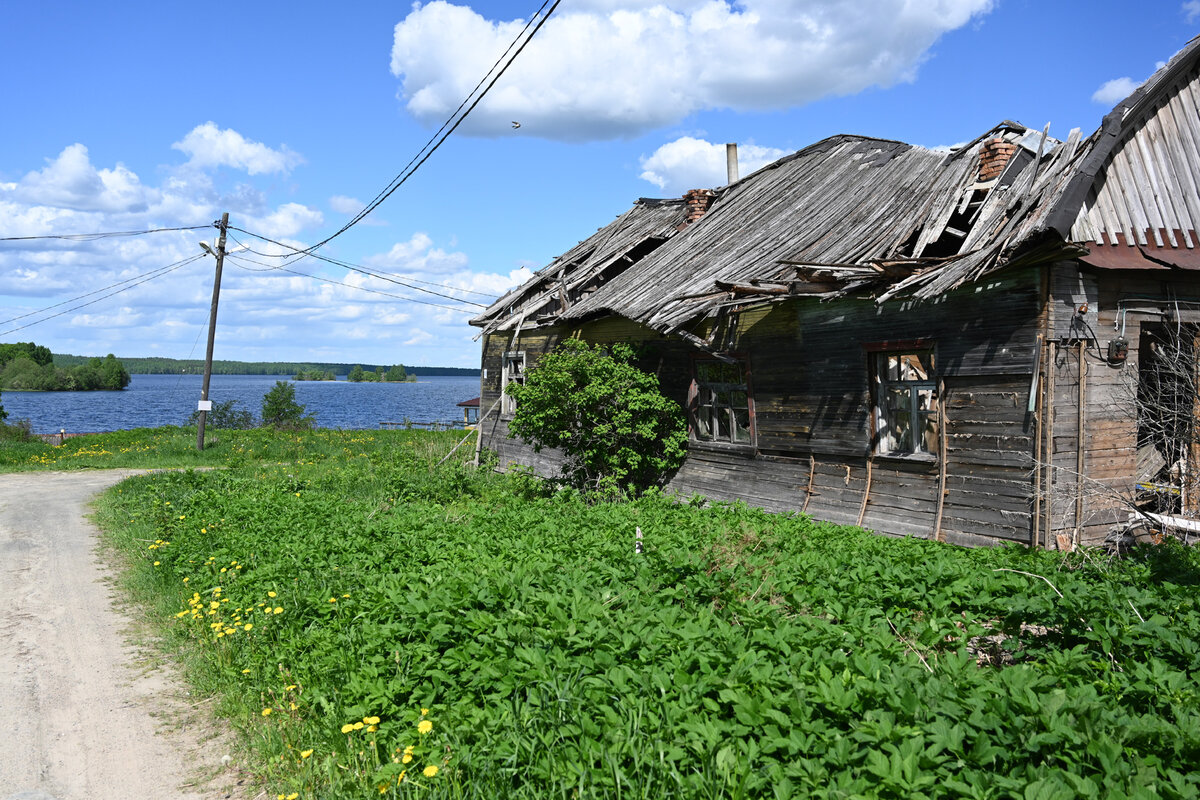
left=856, top=458, right=873, bottom=527
left=801, top=454, right=816, bottom=513
left=196, top=212, right=229, bottom=451
left=1043, top=341, right=1056, bottom=547
left=1073, top=342, right=1087, bottom=547
left=933, top=378, right=948, bottom=542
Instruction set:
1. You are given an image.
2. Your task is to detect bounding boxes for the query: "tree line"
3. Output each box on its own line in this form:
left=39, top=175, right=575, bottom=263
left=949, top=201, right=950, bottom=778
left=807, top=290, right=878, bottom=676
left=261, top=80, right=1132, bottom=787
left=1, top=342, right=131, bottom=391
left=51, top=354, right=478, bottom=377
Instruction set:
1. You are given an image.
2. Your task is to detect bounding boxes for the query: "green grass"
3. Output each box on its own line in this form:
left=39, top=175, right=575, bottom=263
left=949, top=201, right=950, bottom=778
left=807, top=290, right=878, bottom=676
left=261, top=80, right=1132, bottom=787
left=62, top=428, right=1200, bottom=798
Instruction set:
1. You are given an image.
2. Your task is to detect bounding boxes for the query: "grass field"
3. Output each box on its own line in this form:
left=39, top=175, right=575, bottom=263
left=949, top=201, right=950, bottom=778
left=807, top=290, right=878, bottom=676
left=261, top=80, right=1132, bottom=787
left=7, top=428, right=1200, bottom=798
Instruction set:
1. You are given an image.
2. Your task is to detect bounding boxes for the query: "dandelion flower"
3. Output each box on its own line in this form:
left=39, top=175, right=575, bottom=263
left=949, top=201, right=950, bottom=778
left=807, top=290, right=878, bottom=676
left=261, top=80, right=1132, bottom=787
left=300, top=749, right=313, bottom=759
left=423, top=765, right=439, bottom=777
left=286, top=685, right=297, bottom=691
left=262, top=708, right=272, bottom=716
left=340, top=724, right=354, bottom=734
left=287, top=794, right=298, bottom=800
left=274, top=607, right=283, bottom=614
left=353, top=721, right=364, bottom=730
left=421, top=708, right=429, bottom=716
left=200, top=528, right=206, bottom=534
left=242, top=669, right=251, bottom=674
left=418, top=719, right=433, bottom=735
left=366, top=725, right=377, bottom=732
left=268, top=591, right=277, bottom=598
left=329, top=598, right=337, bottom=603
left=153, top=561, right=161, bottom=566
left=402, top=754, right=413, bottom=764
left=365, top=716, right=380, bottom=725
left=244, top=623, right=253, bottom=631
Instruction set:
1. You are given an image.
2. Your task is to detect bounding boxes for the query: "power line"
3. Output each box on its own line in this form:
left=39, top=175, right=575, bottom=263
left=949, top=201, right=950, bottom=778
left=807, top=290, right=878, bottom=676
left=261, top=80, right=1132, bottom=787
left=224, top=228, right=495, bottom=299
left=0, top=258, right=204, bottom=326
left=0, top=253, right=205, bottom=337
left=224, top=253, right=477, bottom=313
left=0, top=225, right=210, bottom=242
left=284, top=0, right=561, bottom=255
left=226, top=227, right=487, bottom=307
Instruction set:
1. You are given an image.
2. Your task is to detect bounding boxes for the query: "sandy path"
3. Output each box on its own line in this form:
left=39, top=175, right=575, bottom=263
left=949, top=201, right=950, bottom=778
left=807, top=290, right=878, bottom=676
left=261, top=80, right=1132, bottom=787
left=0, top=470, right=239, bottom=800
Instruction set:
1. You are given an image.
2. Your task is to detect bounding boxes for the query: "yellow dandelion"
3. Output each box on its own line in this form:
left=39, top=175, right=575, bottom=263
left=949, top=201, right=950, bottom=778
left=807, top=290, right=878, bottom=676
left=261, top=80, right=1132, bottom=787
left=295, top=492, right=301, bottom=497
left=220, top=567, right=227, bottom=573
left=328, top=597, right=337, bottom=603
left=353, top=721, right=364, bottom=730
left=262, top=708, right=272, bottom=716
left=300, top=749, right=313, bottom=759
left=200, top=528, right=206, bottom=534
left=421, top=708, right=429, bottom=716
left=286, top=684, right=297, bottom=691
left=398, top=770, right=406, bottom=784
left=342, top=594, right=350, bottom=598
left=183, top=577, right=189, bottom=583
left=340, top=723, right=354, bottom=734
left=418, top=719, right=433, bottom=735
left=366, top=725, right=377, bottom=732
left=244, top=623, right=253, bottom=631
left=274, top=606, right=283, bottom=614
left=242, top=669, right=251, bottom=674
left=268, top=591, right=277, bottom=598
left=179, top=515, right=185, bottom=520
left=423, top=765, right=439, bottom=777
left=153, top=561, right=160, bottom=566
left=402, top=754, right=413, bottom=764
left=287, top=794, right=298, bottom=800
left=365, top=716, right=380, bottom=725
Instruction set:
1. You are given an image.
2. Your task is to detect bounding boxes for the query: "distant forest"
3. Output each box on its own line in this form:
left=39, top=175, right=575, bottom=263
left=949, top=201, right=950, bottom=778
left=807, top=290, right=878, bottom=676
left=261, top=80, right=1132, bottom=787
left=52, top=354, right=479, bottom=377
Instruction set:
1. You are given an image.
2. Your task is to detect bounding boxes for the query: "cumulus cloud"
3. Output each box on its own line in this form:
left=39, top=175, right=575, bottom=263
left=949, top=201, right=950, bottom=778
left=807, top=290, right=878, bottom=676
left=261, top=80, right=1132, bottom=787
left=172, top=122, right=303, bottom=175
left=390, top=0, right=994, bottom=141
left=1092, top=76, right=1143, bottom=106
left=638, top=136, right=790, bottom=193
left=9, top=144, right=157, bottom=213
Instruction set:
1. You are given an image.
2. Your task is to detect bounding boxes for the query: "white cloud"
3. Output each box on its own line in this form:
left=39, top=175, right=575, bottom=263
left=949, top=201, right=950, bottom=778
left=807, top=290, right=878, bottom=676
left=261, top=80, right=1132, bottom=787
left=403, top=329, right=435, bottom=346
left=329, top=195, right=364, bottom=214
left=9, top=144, right=157, bottom=213
left=1185, top=1, right=1200, bottom=22
left=1092, top=76, right=1143, bottom=106
left=638, top=136, right=789, bottom=193
left=251, top=202, right=325, bottom=239
left=172, top=122, right=303, bottom=175
left=390, top=0, right=994, bottom=141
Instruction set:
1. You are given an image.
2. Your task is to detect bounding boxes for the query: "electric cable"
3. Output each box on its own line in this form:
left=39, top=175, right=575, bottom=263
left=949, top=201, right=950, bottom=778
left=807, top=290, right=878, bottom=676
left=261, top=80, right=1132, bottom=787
left=0, top=225, right=210, bottom=242
left=224, top=253, right=476, bottom=313
left=226, top=227, right=487, bottom=307
left=0, top=253, right=205, bottom=337
left=224, top=229, right=494, bottom=297
left=275, top=0, right=561, bottom=257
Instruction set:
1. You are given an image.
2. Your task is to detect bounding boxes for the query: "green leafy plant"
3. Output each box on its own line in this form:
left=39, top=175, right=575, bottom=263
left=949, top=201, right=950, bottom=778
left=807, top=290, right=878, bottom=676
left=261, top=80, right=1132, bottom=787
left=506, top=339, right=687, bottom=494
left=187, top=398, right=256, bottom=430
left=261, top=381, right=315, bottom=429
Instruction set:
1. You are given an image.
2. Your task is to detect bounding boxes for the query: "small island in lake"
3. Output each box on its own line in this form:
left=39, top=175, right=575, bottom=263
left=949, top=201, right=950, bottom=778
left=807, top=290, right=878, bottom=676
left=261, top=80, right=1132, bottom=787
left=0, top=342, right=131, bottom=391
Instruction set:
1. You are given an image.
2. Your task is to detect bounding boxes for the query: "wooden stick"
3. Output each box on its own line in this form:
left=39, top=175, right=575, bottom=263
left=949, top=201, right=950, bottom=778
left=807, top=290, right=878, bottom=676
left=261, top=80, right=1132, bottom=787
left=934, top=378, right=948, bottom=542
left=857, top=458, right=873, bottom=527
left=802, top=454, right=816, bottom=513
left=1074, top=342, right=1087, bottom=547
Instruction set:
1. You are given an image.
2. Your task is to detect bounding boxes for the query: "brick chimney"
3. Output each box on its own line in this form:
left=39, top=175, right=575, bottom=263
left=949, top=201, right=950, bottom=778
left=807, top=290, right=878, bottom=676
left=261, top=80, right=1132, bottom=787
left=978, top=137, right=1018, bottom=182
left=683, top=189, right=717, bottom=224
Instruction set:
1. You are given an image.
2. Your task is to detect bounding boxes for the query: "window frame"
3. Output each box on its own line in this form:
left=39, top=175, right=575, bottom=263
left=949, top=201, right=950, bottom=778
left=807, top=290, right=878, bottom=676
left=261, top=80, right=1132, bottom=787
left=689, top=354, right=755, bottom=448
left=500, top=350, right=525, bottom=417
left=866, top=341, right=939, bottom=459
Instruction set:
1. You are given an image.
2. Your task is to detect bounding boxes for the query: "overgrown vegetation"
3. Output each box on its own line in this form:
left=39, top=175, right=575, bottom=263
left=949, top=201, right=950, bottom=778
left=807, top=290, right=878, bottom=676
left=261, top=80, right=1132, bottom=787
left=187, top=399, right=257, bottom=430
left=61, top=428, right=1200, bottom=799
left=507, top=339, right=687, bottom=494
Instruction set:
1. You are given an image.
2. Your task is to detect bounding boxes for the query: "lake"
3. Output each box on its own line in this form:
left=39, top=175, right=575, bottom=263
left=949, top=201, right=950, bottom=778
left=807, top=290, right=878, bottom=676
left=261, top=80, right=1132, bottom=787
left=1, top=373, right=482, bottom=434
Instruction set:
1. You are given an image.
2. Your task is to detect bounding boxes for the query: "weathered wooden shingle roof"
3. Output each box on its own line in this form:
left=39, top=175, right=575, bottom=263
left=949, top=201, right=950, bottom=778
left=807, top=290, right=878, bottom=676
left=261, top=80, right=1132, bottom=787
left=474, top=34, right=1200, bottom=339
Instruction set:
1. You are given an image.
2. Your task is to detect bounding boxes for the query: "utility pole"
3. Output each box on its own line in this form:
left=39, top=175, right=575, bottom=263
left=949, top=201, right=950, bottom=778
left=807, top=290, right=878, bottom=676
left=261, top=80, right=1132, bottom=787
left=196, top=212, right=229, bottom=451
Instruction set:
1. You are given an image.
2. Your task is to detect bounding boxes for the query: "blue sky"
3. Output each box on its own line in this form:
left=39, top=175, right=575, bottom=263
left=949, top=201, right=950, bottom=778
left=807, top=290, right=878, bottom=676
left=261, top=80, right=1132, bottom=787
left=1, top=1, right=1197, bottom=368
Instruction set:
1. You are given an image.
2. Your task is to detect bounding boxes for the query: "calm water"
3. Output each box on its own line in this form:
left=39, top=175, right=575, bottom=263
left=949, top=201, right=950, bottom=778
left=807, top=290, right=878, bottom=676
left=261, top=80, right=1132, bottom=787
left=1, top=373, right=481, bottom=434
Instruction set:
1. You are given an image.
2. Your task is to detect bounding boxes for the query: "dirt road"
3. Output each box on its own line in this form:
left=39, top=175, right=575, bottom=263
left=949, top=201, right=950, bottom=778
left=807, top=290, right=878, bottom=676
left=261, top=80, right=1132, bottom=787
left=0, top=470, right=236, bottom=800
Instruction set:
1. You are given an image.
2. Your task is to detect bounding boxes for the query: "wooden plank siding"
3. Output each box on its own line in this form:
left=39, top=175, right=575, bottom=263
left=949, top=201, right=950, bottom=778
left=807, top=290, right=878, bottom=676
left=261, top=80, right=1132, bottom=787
left=483, top=269, right=1044, bottom=544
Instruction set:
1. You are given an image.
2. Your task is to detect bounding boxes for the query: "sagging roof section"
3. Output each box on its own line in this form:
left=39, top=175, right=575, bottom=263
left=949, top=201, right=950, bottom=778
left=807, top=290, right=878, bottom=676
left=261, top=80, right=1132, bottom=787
left=474, top=34, right=1200, bottom=339
left=470, top=197, right=688, bottom=335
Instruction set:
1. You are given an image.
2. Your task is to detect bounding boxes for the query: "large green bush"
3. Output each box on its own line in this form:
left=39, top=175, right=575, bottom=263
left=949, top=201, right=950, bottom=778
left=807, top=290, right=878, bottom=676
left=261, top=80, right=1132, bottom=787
left=507, top=339, right=686, bottom=494
left=261, top=380, right=315, bottom=429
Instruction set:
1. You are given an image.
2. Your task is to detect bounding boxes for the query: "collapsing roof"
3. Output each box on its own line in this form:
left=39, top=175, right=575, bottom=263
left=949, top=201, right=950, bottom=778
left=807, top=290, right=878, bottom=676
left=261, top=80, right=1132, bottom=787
left=473, top=34, right=1200, bottom=341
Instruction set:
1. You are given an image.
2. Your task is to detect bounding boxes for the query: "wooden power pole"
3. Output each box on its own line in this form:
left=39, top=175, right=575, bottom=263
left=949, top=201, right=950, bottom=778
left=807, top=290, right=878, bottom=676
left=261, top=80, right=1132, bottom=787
left=196, top=212, right=229, bottom=451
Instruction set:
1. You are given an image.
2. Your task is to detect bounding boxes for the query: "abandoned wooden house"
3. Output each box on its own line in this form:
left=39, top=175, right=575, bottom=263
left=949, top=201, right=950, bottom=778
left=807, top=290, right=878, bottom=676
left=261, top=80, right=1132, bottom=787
left=471, top=36, right=1200, bottom=549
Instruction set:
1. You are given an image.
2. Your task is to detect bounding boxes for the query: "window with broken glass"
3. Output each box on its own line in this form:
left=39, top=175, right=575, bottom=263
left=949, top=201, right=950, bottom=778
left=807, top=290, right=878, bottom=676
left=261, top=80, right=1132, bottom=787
left=873, top=351, right=938, bottom=456
left=501, top=351, right=525, bottom=416
left=692, top=359, right=753, bottom=445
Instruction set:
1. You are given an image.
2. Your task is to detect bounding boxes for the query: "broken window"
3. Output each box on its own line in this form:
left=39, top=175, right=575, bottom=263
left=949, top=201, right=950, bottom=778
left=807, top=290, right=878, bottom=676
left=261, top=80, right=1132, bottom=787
left=873, top=350, right=937, bottom=456
left=501, top=351, right=525, bottom=416
left=692, top=359, right=753, bottom=445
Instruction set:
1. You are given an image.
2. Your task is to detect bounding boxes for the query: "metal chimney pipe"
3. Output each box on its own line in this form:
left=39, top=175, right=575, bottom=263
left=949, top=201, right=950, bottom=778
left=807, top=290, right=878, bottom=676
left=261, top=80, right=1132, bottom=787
left=726, top=143, right=739, bottom=184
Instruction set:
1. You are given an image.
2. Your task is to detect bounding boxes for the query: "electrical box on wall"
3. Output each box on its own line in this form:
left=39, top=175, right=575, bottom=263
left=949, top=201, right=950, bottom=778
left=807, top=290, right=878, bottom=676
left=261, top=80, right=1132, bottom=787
left=1108, top=336, right=1129, bottom=363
